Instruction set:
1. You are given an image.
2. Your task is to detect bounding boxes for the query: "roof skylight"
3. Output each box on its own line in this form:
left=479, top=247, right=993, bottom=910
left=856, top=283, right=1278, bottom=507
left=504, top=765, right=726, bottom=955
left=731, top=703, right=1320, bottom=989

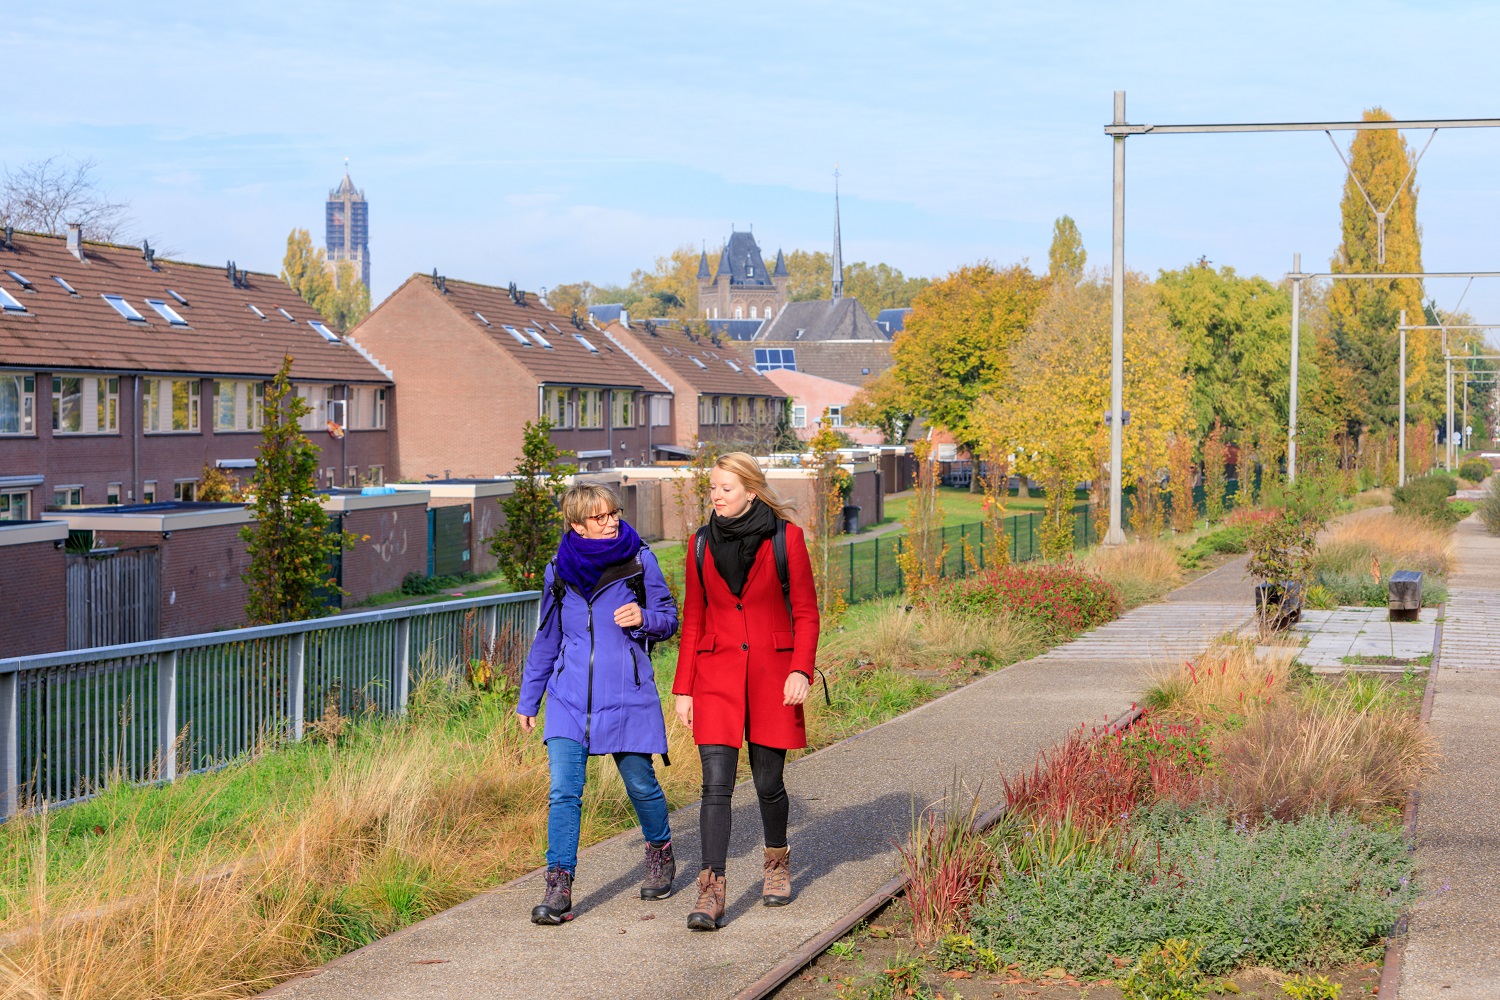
left=691, top=357, right=707, bottom=369
left=0, top=287, right=25, bottom=313
left=525, top=327, right=553, bottom=348
left=167, top=289, right=190, bottom=306
left=725, top=360, right=742, bottom=372
left=6, top=270, right=33, bottom=291
left=102, top=294, right=145, bottom=322
left=145, top=298, right=189, bottom=326
left=247, top=303, right=267, bottom=319
left=501, top=324, right=532, bottom=346
left=573, top=334, right=600, bottom=354
left=548, top=322, right=563, bottom=333
left=276, top=307, right=296, bottom=322
left=309, top=320, right=339, bottom=342
left=53, top=276, right=78, bottom=295
left=473, top=311, right=491, bottom=326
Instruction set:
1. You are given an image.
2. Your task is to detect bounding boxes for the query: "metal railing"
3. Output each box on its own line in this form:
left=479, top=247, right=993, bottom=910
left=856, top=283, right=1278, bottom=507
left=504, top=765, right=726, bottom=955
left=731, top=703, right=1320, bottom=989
left=0, top=591, right=542, bottom=819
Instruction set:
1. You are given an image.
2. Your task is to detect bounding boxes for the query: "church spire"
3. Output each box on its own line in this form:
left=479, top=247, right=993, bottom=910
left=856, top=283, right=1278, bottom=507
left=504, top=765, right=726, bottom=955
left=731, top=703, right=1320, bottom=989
left=831, top=167, right=844, bottom=301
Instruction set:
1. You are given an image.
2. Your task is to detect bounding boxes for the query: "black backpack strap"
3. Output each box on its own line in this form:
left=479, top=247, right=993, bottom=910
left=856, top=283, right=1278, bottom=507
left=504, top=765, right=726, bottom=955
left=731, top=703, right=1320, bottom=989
left=537, top=559, right=565, bottom=633
left=625, top=555, right=652, bottom=654
left=773, top=519, right=792, bottom=632
left=693, top=526, right=710, bottom=607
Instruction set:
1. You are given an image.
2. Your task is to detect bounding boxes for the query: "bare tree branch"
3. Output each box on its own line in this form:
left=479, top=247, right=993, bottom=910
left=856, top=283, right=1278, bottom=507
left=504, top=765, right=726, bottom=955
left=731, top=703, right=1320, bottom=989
left=0, top=156, right=133, bottom=243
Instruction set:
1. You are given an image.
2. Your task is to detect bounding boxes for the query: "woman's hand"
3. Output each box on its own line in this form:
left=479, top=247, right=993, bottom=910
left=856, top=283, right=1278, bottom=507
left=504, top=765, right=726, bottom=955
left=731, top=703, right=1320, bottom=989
left=615, top=602, right=644, bottom=629
left=783, top=672, right=811, bottom=706
left=675, top=695, right=694, bottom=728
left=518, top=713, right=537, bottom=734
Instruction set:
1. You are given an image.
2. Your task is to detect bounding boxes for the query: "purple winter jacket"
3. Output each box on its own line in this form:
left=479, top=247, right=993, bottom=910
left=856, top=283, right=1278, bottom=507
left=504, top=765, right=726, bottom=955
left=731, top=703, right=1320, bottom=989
left=518, top=545, right=678, bottom=755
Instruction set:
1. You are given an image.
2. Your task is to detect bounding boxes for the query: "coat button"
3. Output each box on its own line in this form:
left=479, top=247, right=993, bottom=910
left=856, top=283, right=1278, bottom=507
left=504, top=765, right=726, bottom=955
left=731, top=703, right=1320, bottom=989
left=741, top=643, right=749, bottom=651
left=736, top=603, right=743, bottom=611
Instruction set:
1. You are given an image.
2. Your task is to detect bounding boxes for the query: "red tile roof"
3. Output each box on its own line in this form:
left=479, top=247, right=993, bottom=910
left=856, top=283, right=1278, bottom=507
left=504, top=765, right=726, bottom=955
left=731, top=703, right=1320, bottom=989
left=0, top=231, right=389, bottom=384
left=604, top=321, right=786, bottom=398
left=373, top=274, right=657, bottom=389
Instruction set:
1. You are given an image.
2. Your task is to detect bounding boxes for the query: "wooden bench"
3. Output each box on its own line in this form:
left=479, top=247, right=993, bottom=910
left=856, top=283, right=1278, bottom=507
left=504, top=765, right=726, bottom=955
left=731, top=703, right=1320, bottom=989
left=1389, top=570, right=1422, bottom=622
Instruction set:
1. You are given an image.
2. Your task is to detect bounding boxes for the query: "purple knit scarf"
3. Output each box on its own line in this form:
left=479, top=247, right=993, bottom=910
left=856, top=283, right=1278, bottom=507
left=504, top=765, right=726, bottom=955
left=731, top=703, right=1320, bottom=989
left=555, top=519, right=642, bottom=597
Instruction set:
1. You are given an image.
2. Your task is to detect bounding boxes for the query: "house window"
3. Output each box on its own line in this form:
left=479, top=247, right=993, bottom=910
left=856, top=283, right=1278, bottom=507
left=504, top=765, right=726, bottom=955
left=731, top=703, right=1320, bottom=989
left=735, top=306, right=743, bottom=319
left=107, top=483, right=121, bottom=505
left=366, top=465, right=385, bottom=486
left=792, top=406, right=807, bottom=429
left=650, top=395, right=671, bottom=428
left=143, top=378, right=201, bottom=433
left=143, top=481, right=157, bottom=504
left=294, top=385, right=331, bottom=431
left=173, top=480, right=198, bottom=502
left=369, top=388, right=386, bottom=429
left=346, top=466, right=358, bottom=485
left=52, top=485, right=83, bottom=508
left=765, top=307, right=773, bottom=320
left=51, top=376, right=118, bottom=434
left=578, top=389, right=604, bottom=429
left=0, top=374, right=36, bottom=434
left=544, top=386, right=573, bottom=428
left=827, top=405, right=843, bottom=428
left=698, top=395, right=712, bottom=426
left=0, top=490, right=29, bottom=520
left=214, top=381, right=266, bottom=432
left=752, top=348, right=796, bottom=372
left=750, top=306, right=757, bottom=319
left=612, top=390, right=634, bottom=429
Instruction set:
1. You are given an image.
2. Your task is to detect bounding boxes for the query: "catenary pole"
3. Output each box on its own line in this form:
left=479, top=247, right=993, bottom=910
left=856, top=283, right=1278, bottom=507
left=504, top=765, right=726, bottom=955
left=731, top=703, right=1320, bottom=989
left=1106, top=90, right=1127, bottom=546
left=1288, top=254, right=1302, bottom=483
left=1447, top=357, right=1454, bottom=470
left=1399, top=309, right=1407, bottom=486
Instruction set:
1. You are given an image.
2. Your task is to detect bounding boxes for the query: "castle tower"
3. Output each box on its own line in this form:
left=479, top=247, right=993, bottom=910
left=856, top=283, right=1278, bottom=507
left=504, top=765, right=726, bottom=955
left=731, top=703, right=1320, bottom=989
left=326, top=164, right=370, bottom=289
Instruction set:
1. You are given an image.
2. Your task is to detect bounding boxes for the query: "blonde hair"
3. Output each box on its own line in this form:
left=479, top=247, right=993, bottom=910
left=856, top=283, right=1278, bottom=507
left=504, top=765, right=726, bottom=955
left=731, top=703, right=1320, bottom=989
left=562, top=482, right=623, bottom=527
left=714, top=452, right=797, bottom=521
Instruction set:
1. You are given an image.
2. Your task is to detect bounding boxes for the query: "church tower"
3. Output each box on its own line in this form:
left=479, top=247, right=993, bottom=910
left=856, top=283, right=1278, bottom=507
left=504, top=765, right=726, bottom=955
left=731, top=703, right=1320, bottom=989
left=325, top=164, right=370, bottom=288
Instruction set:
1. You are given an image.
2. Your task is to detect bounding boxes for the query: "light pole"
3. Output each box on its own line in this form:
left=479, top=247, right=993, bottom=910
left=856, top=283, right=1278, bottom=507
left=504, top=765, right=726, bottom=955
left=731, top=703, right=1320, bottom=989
left=1106, top=90, right=1128, bottom=546
left=1288, top=255, right=1302, bottom=482
left=1399, top=309, right=1407, bottom=486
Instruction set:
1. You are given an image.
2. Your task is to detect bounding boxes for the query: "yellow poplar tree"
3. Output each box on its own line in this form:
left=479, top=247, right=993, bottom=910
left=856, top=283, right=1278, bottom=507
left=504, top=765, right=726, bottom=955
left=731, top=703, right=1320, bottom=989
left=1327, top=108, right=1430, bottom=430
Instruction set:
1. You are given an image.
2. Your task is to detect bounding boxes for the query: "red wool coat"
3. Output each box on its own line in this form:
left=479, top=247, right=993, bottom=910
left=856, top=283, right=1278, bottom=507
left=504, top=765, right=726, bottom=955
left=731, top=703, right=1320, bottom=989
left=672, top=522, right=821, bottom=749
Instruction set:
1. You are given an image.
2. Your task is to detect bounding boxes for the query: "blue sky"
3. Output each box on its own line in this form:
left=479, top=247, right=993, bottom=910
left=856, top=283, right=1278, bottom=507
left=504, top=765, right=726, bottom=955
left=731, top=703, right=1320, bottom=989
left=8, top=1, right=1500, bottom=322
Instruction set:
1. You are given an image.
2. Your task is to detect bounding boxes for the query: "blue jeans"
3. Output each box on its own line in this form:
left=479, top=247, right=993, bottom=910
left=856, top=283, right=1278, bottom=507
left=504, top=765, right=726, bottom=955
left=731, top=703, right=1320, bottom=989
left=546, top=737, right=671, bottom=873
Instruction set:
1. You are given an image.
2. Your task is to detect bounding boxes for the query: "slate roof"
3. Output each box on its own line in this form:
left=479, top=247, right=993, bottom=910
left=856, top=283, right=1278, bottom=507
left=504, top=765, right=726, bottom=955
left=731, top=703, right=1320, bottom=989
left=714, top=231, right=774, bottom=287
left=368, top=275, right=652, bottom=389
left=876, top=307, right=912, bottom=335
left=604, top=322, right=785, bottom=399
left=707, top=317, right=768, bottom=340
left=0, top=230, right=388, bottom=383
left=757, top=297, right=890, bottom=343
left=588, top=303, right=626, bottom=324
left=768, top=340, right=893, bottom=386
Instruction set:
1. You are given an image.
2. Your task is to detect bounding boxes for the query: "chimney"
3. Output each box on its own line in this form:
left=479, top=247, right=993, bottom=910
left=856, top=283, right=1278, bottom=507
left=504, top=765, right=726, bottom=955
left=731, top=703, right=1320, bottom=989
left=67, top=223, right=84, bottom=260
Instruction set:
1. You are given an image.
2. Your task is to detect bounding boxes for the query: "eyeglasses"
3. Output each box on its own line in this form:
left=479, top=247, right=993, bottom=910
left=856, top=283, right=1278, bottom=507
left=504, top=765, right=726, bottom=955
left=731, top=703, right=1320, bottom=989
left=587, top=508, right=624, bottom=526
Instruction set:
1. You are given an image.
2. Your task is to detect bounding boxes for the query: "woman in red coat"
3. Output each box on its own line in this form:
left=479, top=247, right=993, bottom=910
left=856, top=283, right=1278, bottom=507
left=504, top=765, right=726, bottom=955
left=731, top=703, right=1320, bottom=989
left=673, top=452, right=820, bottom=931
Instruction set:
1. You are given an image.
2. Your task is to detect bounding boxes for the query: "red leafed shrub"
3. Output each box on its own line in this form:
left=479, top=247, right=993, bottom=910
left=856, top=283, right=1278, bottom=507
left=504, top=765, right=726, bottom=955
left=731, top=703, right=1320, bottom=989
left=929, top=564, right=1122, bottom=636
left=1226, top=506, right=1277, bottom=530
left=1003, top=716, right=1209, bottom=835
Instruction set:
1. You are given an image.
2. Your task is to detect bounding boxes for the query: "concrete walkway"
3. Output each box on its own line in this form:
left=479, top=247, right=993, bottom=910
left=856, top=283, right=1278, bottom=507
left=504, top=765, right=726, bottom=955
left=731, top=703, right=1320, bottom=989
left=1401, top=515, right=1500, bottom=998
left=264, top=569, right=1253, bottom=1000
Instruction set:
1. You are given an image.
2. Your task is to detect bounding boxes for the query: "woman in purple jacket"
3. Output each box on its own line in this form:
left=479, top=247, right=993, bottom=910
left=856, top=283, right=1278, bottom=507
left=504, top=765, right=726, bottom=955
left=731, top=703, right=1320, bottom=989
left=518, top=483, right=679, bottom=925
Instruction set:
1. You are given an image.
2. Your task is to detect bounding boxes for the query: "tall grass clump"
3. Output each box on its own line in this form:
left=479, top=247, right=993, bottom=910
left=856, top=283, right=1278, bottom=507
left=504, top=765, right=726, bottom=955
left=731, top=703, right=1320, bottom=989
left=1391, top=472, right=1461, bottom=527
left=1313, top=511, right=1452, bottom=579
left=1458, top=458, right=1492, bottom=483
left=1144, top=643, right=1295, bottom=727
left=1080, top=539, right=1184, bottom=607
left=897, top=781, right=992, bottom=946
left=1479, top=474, right=1500, bottom=536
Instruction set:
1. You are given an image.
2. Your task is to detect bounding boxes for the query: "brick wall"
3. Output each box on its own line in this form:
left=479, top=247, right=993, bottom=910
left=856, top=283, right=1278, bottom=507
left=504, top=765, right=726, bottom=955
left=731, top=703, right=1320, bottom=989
left=0, top=539, right=67, bottom=657
left=107, top=524, right=252, bottom=637
left=339, top=506, right=429, bottom=603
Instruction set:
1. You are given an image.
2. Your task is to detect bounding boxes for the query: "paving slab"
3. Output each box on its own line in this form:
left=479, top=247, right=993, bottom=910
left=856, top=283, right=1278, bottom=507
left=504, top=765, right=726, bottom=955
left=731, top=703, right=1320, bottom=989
left=263, top=580, right=1249, bottom=999
left=1401, top=517, right=1500, bottom=998
left=1287, top=607, right=1438, bottom=671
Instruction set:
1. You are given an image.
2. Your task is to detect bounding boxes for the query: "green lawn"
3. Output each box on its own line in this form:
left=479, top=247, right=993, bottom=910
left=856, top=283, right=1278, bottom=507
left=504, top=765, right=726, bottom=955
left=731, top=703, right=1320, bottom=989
left=881, top=486, right=1083, bottom=527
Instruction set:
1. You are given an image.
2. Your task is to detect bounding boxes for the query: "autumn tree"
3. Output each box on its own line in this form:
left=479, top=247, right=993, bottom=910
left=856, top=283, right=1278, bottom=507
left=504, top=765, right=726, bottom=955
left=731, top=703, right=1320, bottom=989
left=1156, top=262, right=1291, bottom=440
left=1047, top=215, right=1086, bottom=283
left=861, top=262, right=1044, bottom=489
left=490, top=419, right=573, bottom=591
left=1327, top=108, right=1432, bottom=432
left=281, top=229, right=333, bottom=310
left=987, top=274, right=1191, bottom=548
left=807, top=421, right=851, bottom=621
left=242, top=357, right=357, bottom=624
left=323, top=259, right=371, bottom=332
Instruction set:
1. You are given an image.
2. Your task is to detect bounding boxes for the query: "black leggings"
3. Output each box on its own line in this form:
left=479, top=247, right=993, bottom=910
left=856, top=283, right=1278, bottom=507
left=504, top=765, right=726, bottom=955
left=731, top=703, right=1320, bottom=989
left=698, top=743, right=788, bottom=876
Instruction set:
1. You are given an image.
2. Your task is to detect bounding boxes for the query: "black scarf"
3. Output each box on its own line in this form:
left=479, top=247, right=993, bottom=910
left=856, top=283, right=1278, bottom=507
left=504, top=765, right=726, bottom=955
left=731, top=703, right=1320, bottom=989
left=707, top=499, right=778, bottom=597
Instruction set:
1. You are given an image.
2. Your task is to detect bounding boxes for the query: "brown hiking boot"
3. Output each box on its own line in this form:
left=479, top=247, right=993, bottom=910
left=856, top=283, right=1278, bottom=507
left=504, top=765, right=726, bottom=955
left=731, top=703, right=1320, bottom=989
left=762, top=846, right=792, bottom=906
left=686, top=869, right=726, bottom=931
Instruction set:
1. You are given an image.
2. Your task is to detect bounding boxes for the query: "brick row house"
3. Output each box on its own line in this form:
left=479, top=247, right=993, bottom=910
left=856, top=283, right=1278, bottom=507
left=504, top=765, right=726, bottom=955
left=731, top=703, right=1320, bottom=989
left=602, top=321, right=789, bottom=455
left=349, top=274, right=679, bottom=476
left=0, top=229, right=393, bottom=519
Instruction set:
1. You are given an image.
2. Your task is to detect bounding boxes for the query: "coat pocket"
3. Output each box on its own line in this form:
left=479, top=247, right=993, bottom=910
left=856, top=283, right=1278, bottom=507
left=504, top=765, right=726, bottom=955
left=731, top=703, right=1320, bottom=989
left=695, top=633, right=717, bottom=653
left=772, top=631, right=794, bottom=651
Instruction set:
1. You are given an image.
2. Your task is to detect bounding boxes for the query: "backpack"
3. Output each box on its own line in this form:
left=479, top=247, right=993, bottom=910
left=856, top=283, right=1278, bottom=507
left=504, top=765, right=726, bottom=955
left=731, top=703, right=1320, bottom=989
left=536, top=550, right=653, bottom=655
left=693, top=520, right=829, bottom=705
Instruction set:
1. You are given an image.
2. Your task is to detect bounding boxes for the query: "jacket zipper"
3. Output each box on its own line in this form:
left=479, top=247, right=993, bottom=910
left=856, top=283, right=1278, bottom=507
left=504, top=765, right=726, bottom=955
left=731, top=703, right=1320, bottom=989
left=585, top=602, right=596, bottom=746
